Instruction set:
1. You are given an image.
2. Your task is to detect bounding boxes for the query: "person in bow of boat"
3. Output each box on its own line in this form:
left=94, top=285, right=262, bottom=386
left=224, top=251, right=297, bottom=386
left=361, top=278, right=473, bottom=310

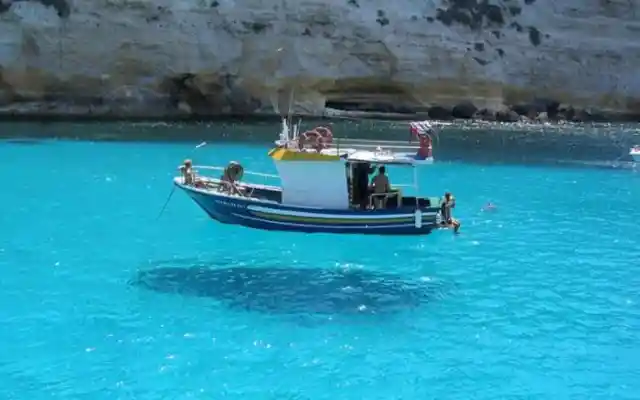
left=178, top=159, right=195, bottom=185
left=218, top=161, right=245, bottom=196
left=440, top=192, right=461, bottom=233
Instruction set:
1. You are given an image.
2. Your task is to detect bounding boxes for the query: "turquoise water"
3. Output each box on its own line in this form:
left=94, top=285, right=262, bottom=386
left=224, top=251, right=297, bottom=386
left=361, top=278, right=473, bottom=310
left=2, top=137, right=640, bottom=399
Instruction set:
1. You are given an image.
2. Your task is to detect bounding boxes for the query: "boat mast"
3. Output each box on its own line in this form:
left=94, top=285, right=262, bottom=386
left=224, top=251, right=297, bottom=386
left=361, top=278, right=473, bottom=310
left=287, top=86, right=295, bottom=139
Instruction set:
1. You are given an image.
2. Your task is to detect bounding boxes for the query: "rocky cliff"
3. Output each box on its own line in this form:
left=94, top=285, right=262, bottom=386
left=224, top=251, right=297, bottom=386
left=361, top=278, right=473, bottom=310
left=0, top=0, right=639, bottom=121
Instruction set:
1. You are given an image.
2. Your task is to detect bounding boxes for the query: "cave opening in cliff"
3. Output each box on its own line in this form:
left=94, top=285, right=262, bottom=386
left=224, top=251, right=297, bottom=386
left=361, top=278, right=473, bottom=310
left=324, top=99, right=416, bottom=114
left=322, top=79, right=418, bottom=114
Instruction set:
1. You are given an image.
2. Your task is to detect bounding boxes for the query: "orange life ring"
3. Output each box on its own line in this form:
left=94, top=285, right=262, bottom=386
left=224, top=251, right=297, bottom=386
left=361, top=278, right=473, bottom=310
left=313, top=126, right=333, bottom=144
left=301, top=129, right=325, bottom=151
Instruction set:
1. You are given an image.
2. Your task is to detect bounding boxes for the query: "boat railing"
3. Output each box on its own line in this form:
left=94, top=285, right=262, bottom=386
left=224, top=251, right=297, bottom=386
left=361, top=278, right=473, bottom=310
left=274, top=135, right=423, bottom=152
left=336, top=138, right=420, bottom=145
left=332, top=138, right=421, bottom=151
left=193, top=165, right=280, bottom=186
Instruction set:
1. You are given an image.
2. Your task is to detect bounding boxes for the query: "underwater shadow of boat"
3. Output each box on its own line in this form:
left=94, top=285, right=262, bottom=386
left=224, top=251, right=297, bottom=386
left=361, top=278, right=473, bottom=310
left=131, top=264, right=447, bottom=315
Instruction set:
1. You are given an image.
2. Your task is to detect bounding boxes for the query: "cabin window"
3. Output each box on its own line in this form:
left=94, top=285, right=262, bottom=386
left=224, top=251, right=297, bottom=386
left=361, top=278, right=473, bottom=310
left=345, top=162, right=431, bottom=210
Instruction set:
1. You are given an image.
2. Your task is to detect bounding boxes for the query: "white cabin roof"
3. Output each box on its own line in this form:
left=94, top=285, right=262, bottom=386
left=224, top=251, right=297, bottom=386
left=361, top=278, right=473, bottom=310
left=345, top=149, right=417, bottom=165
left=272, top=118, right=433, bottom=167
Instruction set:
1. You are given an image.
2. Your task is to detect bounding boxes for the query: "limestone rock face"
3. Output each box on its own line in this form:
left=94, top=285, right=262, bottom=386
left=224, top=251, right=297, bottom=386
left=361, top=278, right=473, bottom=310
left=0, top=0, right=639, bottom=118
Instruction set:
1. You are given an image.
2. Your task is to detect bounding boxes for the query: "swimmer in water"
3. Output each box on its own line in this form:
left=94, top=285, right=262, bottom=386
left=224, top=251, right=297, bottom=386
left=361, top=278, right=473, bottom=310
left=482, top=202, right=496, bottom=212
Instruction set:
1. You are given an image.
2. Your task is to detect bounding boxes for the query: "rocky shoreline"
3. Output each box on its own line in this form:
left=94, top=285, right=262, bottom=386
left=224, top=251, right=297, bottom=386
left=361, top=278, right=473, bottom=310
left=1, top=100, right=637, bottom=164
left=0, top=98, right=638, bottom=125
left=325, top=98, right=640, bottom=124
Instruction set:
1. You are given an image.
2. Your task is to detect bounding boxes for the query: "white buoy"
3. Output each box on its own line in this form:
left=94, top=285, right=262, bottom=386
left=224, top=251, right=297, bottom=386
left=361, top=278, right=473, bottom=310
left=414, top=209, right=422, bottom=228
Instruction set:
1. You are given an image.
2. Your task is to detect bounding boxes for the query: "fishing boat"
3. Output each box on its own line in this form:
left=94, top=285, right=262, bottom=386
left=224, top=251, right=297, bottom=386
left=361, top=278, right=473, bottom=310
left=173, top=119, right=460, bottom=235
left=630, top=145, right=640, bottom=162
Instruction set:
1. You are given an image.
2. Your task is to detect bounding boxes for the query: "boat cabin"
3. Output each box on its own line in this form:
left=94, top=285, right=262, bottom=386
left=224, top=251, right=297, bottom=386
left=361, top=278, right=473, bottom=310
left=268, top=146, right=433, bottom=211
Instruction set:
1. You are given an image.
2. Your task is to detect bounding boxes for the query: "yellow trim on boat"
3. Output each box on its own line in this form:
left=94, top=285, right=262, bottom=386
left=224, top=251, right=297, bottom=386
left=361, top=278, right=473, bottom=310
left=268, top=148, right=340, bottom=161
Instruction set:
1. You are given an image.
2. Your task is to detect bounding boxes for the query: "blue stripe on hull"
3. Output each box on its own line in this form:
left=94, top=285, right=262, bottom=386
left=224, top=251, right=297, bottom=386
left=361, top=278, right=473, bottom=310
left=181, top=186, right=439, bottom=236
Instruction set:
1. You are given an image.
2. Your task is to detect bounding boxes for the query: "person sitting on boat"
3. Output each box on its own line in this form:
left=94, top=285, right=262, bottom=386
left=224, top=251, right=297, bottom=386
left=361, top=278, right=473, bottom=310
left=440, top=192, right=460, bottom=233
left=370, top=166, right=391, bottom=209
left=219, top=161, right=244, bottom=196
left=179, top=159, right=195, bottom=185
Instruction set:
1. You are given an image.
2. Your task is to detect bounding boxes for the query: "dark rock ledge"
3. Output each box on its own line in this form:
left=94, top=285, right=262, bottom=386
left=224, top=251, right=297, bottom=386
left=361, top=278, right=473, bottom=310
left=0, top=99, right=638, bottom=125
left=324, top=98, right=640, bottom=124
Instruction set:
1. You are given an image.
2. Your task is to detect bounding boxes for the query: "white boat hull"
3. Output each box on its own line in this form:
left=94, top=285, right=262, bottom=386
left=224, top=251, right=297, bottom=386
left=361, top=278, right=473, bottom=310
left=630, top=150, right=640, bottom=162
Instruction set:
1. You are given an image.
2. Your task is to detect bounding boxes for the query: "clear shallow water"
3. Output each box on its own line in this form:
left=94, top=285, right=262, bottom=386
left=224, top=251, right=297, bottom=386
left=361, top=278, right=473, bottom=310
left=1, top=139, right=640, bottom=399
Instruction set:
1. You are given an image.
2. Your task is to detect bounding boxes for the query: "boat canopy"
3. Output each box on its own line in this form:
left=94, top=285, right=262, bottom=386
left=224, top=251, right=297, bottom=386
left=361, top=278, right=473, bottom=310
left=264, top=118, right=436, bottom=208
left=344, top=149, right=422, bottom=166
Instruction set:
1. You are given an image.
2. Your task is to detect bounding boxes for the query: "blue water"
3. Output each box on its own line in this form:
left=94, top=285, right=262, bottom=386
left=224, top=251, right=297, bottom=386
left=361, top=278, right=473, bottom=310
left=2, top=138, right=640, bottom=399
